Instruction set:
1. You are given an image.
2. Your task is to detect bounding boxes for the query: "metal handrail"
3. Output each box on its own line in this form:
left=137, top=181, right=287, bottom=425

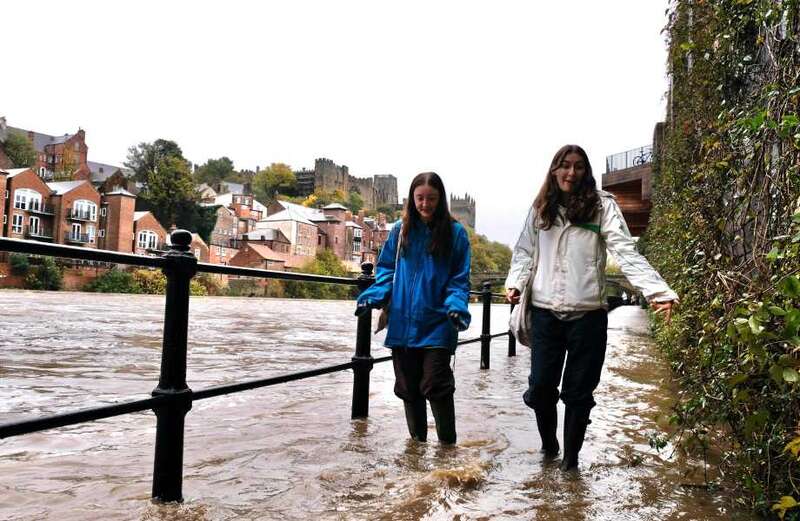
left=0, top=231, right=515, bottom=503
left=605, top=145, right=653, bottom=173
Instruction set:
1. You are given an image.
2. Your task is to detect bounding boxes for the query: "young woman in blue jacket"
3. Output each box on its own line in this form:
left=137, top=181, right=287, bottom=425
left=356, top=172, right=471, bottom=444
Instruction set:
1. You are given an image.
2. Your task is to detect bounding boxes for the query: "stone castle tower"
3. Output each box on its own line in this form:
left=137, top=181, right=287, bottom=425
left=450, top=193, right=476, bottom=230
left=293, top=158, right=399, bottom=210
left=373, top=174, right=398, bottom=208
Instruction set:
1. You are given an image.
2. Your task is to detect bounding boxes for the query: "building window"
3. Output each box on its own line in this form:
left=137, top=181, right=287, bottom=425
left=352, top=241, right=361, bottom=254
left=29, top=216, right=41, bottom=236
left=71, top=222, right=82, bottom=240
left=100, top=207, right=107, bottom=217
left=98, top=229, right=105, bottom=238
left=353, top=228, right=362, bottom=238
left=137, top=230, right=158, bottom=250
left=38, top=167, right=46, bottom=177
left=73, top=199, right=97, bottom=221
left=194, top=248, right=201, bottom=258
left=14, top=189, right=42, bottom=210
left=87, top=225, right=96, bottom=243
left=11, top=214, right=23, bottom=234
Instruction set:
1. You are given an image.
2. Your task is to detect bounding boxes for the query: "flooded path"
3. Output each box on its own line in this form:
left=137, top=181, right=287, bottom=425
left=0, top=291, right=755, bottom=520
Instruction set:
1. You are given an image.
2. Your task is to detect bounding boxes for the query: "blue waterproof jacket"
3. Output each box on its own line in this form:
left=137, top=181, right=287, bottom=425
left=357, top=220, right=472, bottom=350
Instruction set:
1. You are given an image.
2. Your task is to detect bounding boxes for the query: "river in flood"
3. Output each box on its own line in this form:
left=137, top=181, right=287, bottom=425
left=0, top=290, right=756, bottom=520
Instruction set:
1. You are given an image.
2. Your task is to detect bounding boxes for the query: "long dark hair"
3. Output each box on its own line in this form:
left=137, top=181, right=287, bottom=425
left=534, top=144, right=599, bottom=230
left=401, top=172, right=454, bottom=257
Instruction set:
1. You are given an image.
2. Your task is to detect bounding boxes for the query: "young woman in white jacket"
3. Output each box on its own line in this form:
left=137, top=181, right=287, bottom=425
left=505, top=144, right=677, bottom=471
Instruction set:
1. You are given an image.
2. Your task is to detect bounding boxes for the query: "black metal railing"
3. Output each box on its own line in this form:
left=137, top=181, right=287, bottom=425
left=64, top=232, right=91, bottom=244
left=0, top=230, right=515, bottom=503
left=68, top=208, right=95, bottom=221
left=605, top=145, right=653, bottom=173
left=28, top=202, right=55, bottom=215
left=25, top=227, right=54, bottom=240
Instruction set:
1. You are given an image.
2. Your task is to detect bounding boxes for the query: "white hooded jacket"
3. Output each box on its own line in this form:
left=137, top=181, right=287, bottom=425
left=504, top=190, right=677, bottom=311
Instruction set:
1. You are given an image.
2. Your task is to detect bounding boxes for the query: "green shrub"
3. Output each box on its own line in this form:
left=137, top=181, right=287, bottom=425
left=24, top=257, right=63, bottom=290
left=283, top=250, right=355, bottom=300
left=189, top=279, right=207, bottom=296
left=84, top=269, right=141, bottom=293
left=195, top=273, right=227, bottom=296
left=226, top=279, right=261, bottom=297
left=132, top=269, right=167, bottom=294
left=9, top=253, right=30, bottom=276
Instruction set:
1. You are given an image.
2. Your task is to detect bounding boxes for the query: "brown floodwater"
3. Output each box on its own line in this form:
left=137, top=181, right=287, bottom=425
left=0, top=290, right=756, bottom=520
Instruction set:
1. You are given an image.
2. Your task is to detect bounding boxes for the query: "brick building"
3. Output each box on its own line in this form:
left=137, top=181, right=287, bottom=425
left=48, top=181, right=103, bottom=247
left=133, top=211, right=168, bottom=255
left=7, top=124, right=90, bottom=181
left=241, top=228, right=292, bottom=254
left=2, top=168, right=56, bottom=242
left=1, top=167, right=138, bottom=253
left=257, top=205, right=319, bottom=269
left=207, top=206, right=239, bottom=265
left=190, top=233, right=210, bottom=263
left=99, top=188, right=136, bottom=253
left=229, top=243, right=286, bottom=271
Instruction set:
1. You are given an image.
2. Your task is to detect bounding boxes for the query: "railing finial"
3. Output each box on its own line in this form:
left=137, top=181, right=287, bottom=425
left=360, top=262, right=374, bottom=278
left=169, top=230, right=192, bottom=253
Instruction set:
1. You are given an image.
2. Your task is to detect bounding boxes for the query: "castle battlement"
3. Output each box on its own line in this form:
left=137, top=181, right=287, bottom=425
left=450, top=192, right=476, bottom=230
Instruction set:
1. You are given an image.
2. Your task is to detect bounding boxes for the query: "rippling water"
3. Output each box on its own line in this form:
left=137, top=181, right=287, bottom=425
left=0, top=290, right=755, bottom=520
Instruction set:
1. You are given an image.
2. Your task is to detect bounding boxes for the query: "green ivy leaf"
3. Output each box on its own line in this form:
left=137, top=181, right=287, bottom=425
left=782, top=114, right=800, bottom=127
left=770, top=364, right=785, bottom=383
left=728, top=373, right=749, bottom=386
left=748, top=315, right=764, bottom=335
left=733, top=389, right=751, bottom=405
left=745, top=410, right=769, bottom=437
left=783, top=368, right=799, bottom=383
left=769, top=305, right=787, bottom=316
left=779, top=276, right=800, bottom=298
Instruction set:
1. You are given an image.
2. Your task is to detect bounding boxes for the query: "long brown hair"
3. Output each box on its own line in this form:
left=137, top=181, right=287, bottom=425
left=534, top=144, right=599, bottom=230
left=401, top=172, right=454, bottom=257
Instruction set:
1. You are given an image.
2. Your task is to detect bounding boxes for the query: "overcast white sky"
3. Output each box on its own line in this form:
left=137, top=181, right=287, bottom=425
left=2, top=1, right=670, bottom=246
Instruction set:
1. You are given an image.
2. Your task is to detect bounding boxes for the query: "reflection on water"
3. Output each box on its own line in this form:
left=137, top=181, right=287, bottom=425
left=0, top=290, right=754, bottom=520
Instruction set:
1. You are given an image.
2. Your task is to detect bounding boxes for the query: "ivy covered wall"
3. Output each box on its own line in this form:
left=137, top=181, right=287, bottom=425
left=646, top=0, right=800, bottom=517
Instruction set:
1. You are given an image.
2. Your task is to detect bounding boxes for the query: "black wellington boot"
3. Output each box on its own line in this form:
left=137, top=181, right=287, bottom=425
left=559, top=407, right=590, bottom=471
left=429, top=396, right=457, bottom=445
left=404, top=399, right=428, bottom=442
left=534, top=407, right=559, bottom=458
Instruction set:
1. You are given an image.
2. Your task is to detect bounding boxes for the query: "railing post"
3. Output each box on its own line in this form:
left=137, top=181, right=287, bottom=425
left=480, top=280, right=492, bottom=370
left=151, top=229, right=197, bottom=502
left=351, top=262, right=375, bottom=419
left=508, top=302, right=517, bottom=357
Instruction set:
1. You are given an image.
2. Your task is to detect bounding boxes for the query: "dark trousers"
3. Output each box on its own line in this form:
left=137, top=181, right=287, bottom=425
left=392, top=348, right=455, bottom=402
left=523, top=307, right=608, bottom=413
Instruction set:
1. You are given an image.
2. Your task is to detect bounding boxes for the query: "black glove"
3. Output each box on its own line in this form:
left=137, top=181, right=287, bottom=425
left=355, top=304, right=370, bottom=317
left=448, top=312, right=467, bottom=330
